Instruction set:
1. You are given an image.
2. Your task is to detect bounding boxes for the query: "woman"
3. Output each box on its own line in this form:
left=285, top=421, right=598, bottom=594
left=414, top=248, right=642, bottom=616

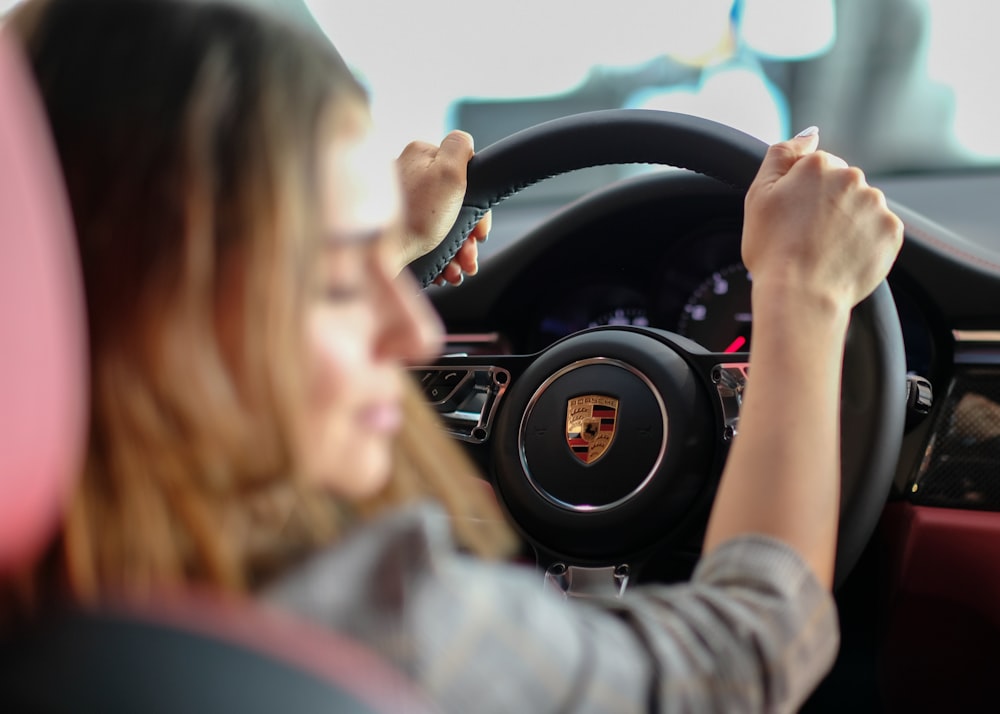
left=7, top=0, right=902, bottom=711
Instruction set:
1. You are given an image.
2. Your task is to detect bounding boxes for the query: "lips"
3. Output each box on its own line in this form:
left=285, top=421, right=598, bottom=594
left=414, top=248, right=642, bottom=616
left=357, top=400, right=402, bottom=434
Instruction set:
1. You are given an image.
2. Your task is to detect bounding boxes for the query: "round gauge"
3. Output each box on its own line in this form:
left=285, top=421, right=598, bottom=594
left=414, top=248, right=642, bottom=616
left=588, top=306, right=651, bottom=328
left=677, top=263, right=753, bottom=352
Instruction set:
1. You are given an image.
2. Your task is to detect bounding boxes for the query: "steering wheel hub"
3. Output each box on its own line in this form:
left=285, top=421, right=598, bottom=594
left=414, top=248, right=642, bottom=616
left=520, top=358, right=667, bottom=512
left=494, top=328, right=718, bottom=562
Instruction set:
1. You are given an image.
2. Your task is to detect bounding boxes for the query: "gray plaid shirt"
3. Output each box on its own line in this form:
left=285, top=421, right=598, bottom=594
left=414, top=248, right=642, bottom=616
left=266, top=504, right=838, bottom=713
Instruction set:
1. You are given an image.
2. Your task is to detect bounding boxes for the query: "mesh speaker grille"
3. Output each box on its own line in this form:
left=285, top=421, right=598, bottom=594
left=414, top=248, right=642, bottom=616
left=912, top=369, right=1000, bottom=510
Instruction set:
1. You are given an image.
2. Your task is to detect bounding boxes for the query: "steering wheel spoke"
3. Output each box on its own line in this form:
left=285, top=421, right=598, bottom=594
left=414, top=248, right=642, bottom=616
left=409, top=354, right=530, bottom=444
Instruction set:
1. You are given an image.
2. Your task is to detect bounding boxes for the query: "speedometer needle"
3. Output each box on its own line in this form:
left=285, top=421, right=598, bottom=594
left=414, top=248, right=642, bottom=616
left=724, top=336, right=747, bottom=353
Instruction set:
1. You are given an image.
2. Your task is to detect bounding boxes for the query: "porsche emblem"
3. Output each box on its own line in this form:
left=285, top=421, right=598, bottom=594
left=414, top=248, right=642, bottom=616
left=565, top=395, right=619, bottom=465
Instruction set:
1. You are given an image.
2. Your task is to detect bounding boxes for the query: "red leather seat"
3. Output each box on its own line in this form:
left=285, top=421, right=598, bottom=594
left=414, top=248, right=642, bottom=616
left=0, top=22, right=86, bottom=582
left=0, top=26, right=430, bottom=713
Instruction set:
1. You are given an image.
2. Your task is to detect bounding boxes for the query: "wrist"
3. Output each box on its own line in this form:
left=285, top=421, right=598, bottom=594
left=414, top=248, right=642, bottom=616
left=751, top=278, right=852, bottom=335
left=394, top=232, right=424, bottom=273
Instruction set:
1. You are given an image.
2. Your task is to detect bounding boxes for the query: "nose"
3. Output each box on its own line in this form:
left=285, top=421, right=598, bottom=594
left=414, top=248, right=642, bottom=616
left=373, top=261, right=443, bottom=364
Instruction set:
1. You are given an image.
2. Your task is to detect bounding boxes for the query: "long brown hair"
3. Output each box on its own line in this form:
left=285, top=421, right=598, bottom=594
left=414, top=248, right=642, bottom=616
left=9, top=0, right=513, bottom=605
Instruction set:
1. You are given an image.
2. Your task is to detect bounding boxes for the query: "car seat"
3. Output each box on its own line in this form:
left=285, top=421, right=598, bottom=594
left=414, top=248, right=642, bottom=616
left=0, top=26, right=431, bottom=714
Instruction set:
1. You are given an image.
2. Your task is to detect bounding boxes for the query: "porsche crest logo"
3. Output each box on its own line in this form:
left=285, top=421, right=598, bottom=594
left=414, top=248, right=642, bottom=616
left=565, top=395, right=619, bottom=465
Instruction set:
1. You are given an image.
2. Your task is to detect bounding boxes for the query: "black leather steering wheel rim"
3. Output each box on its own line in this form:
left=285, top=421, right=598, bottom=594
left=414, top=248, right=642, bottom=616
left=419, top=109, right=906, bottom=585
left=410, top=109, right=764, bottom=288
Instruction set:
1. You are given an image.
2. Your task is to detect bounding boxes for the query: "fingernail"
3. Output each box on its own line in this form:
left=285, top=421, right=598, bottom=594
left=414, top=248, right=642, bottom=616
left=794, top=125, right=819, bottom=138
left=454, top=274, right=464, bottom=286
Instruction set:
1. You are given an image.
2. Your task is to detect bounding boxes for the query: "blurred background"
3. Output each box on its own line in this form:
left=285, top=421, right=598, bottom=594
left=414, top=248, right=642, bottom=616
left=4, top=0, right=997, bottom=228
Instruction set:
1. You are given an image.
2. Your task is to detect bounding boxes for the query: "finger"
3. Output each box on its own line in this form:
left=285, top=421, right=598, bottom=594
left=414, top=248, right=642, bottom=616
left=754, top=126, right=820, bottom=186
left=815, top=150, right=849, bottom=171
left=455, top=238, right=479, bottom=275
left=470, top=210, right=492, bottom=242
left=441, top=260, right=464, bottom=285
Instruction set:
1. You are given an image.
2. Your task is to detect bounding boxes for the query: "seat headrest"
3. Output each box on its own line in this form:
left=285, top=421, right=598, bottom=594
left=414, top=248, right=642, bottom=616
left=0, top=27, right=87, bottom=575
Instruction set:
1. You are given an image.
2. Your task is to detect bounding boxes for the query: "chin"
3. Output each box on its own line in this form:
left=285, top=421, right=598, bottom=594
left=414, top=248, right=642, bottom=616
left=313, top=444, right=393, bottom=500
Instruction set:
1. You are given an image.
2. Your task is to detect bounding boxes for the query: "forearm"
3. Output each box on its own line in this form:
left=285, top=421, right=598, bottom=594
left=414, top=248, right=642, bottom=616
left=703, top=282, right=851, bottom=588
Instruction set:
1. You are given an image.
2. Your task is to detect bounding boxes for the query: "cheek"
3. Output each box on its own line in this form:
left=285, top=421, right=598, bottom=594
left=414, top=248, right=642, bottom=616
left=301, top=310, right=366, bottom=479
left=307, top=311, right=364, bottom=408
left=300, top=307, right=396, bottom=497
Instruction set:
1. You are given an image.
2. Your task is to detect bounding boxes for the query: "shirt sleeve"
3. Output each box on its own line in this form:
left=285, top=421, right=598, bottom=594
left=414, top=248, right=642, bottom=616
left=263, top=505, right=838, bottom=714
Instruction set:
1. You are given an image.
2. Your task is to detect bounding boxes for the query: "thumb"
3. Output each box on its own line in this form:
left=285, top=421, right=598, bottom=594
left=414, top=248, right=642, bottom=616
left=438, top=129, right=475, bottom=162
left=754, top=126, right=820, bottom=185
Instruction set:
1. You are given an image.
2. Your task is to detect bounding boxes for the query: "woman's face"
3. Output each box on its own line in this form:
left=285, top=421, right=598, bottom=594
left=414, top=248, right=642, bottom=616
left=300, top=121, right=442, bottom=497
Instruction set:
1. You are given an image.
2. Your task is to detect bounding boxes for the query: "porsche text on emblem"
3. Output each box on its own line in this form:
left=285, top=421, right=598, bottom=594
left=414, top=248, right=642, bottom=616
left=565, top=395, right=619, bottom=465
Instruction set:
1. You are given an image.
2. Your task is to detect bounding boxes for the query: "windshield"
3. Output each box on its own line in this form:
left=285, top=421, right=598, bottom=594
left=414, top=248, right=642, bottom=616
left=3, top=0, right=996, bottom=177
left=302, top=0, right=997, bottom=178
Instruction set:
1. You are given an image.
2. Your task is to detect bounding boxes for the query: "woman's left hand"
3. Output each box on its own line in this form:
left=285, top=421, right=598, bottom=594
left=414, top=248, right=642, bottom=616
left=396, top=130, right=491, bottom=285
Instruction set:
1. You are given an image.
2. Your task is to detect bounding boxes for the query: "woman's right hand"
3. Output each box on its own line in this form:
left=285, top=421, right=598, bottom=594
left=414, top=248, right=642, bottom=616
left=742, top=128, right=904, bottom=316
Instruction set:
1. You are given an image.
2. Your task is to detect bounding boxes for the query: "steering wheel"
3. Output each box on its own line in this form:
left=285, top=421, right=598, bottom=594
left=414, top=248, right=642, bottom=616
left=413, top=110, right=905, bottom=587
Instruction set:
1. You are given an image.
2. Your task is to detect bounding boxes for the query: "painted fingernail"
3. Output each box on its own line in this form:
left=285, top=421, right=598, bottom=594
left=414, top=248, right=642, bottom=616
left=794, top=125, right=819, bottom=138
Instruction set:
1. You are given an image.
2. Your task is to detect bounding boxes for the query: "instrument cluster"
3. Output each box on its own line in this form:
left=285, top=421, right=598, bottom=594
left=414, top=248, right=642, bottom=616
left=526, top=223, right=936, bottom=376
left=530, top=227, right=755, bottom=354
